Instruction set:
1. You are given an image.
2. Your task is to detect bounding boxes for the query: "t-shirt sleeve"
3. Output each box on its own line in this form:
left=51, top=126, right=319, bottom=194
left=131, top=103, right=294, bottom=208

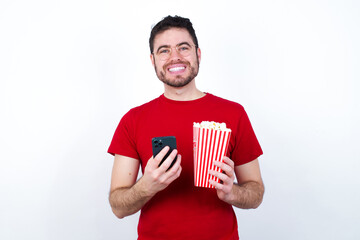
left=108, top=110, right=140, bottom=160
left=231, top=107, right=263, bottom=166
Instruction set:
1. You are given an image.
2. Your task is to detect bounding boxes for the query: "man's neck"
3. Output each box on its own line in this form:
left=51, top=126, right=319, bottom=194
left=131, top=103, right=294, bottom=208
left=163, top=80, right=205, bottom=101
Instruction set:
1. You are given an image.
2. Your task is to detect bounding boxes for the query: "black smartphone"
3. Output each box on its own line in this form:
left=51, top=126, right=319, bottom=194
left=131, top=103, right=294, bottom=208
left=152, top=136, right=177, bottom=169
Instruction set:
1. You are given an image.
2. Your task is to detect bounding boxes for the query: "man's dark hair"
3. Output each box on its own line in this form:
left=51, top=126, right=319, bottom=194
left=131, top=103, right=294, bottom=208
left=149, top=15, right=199, bottom=53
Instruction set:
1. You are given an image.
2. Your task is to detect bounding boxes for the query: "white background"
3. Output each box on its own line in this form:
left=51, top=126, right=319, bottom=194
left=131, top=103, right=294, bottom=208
left=1, top=0, right=359, bottom=239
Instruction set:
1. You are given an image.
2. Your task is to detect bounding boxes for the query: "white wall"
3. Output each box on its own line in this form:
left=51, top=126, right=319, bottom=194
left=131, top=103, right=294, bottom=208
left=1, top=0, right=359, bottom=239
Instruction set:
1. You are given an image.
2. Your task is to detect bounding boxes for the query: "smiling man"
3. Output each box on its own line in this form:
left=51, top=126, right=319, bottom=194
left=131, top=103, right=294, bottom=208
left=152, top=28, right=200, bottom=89
left=108, top=16, right=264, bottom=240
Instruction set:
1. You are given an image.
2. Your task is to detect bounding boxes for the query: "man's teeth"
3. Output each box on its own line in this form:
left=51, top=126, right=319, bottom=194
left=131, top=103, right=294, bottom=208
left=169, top=67, right=185, bottom=72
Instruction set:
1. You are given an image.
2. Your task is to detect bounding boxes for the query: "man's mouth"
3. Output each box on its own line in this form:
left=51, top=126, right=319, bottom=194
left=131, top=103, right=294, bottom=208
left=169, top=66, right=185, bottom=72
left=166, top=63, right=187, bottom=74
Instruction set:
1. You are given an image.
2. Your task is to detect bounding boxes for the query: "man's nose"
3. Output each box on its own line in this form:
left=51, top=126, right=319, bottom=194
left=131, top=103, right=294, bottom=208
left=169, top=47, right=181, bottom=60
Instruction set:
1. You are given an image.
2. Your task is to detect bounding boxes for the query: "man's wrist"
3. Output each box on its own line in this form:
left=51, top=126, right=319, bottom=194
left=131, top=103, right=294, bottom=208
left=226, top=184, right=238, bottom=204
left=135, top=176, right=156, bottom=198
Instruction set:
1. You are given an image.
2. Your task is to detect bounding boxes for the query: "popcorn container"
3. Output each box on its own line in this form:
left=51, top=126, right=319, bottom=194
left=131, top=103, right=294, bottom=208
left=193, top=123, right=231, bottom=188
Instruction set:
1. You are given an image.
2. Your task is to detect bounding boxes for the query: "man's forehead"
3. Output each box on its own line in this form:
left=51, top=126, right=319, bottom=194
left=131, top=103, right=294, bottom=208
left=153, top=28, right=194, bottom=47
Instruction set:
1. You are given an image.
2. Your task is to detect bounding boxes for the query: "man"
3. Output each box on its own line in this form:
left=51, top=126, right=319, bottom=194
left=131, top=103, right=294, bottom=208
left=108, top=16, right=264, bottom=240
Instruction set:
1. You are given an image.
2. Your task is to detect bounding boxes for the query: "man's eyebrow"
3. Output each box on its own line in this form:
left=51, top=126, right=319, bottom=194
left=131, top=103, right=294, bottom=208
left=177, top=42, right=192, bottom=47
left=155, top=42, right=192, bottom=53
left=156, top=45, right=170, bottom=53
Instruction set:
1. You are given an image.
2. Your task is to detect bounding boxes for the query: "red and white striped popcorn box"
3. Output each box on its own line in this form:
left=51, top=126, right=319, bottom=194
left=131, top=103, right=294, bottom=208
left=193, top=123, right=231, bottom=188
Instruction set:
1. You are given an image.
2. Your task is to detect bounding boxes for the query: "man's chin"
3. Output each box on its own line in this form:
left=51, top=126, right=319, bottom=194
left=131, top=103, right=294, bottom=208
left=160, top=77, right=193, bottom=88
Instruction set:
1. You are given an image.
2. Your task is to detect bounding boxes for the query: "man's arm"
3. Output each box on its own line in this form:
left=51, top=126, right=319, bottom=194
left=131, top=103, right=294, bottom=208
left=109, top=146, right=182, bottom=218
left=209, top=157, right=264, bottom=209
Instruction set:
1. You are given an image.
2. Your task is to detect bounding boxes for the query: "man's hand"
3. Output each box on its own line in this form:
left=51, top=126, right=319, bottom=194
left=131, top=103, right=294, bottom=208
left=208, top=156, right=235, bottom=202
left=140, top=146, right=182, bottom=197
left=209, top=157, right=264, bottom=209
left=109, top=147, right=181, bottom=219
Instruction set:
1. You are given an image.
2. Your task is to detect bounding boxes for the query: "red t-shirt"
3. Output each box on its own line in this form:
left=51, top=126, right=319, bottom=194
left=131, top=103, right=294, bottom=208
left=108, top=93, right=263, bottom=240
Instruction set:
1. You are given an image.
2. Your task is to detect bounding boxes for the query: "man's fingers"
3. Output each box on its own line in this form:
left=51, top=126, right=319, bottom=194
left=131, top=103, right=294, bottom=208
left=157, top=154, right=182, bottom=184
left=165, top=155, right=182, bottom=182
left=209, top=157, right=235, bottom=186
left=222, top=156, right=234, bottom=168
left=209, top=179, right=223, bottom=189
left=213, top=160, right=233, bottom=176
left=152, top=146, right=170, bottom=165
left=166, top=153, right=181, bottom=171
left=157, top=148, right=178, bottom=171
left=209, top=169, right=227, bottom=182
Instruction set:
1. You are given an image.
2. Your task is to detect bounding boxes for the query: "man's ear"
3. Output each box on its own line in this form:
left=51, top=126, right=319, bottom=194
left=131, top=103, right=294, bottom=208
left=150, top=53, right=155, bottom=67
left=197, top=47, right=201, bottom=64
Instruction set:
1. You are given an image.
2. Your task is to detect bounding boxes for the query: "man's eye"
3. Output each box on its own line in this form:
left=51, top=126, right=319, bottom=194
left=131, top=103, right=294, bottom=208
left=159, top=49, right=170, bottom=54
left=179, top=46, right=190, bottom=51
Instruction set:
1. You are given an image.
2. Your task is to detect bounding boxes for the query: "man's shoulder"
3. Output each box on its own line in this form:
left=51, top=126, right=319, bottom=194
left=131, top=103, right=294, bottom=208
left=207, top=93, right=245, bottom=111
left=124, top=95, right=162, bottom=117
left=131, top=96, right=161, bottom=109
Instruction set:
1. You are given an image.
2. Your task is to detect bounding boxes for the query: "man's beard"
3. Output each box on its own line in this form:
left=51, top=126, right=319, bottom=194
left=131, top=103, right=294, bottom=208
left=154, top=58, right=199, bottom=88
